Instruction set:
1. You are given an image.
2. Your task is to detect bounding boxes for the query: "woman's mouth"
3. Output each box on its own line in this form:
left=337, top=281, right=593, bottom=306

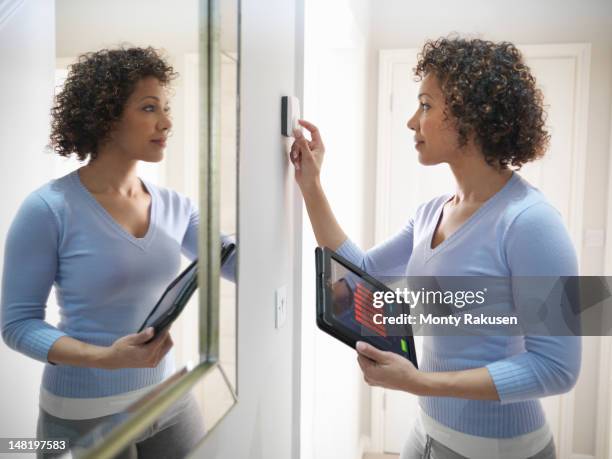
left=151, top=139, right=167, bottom=148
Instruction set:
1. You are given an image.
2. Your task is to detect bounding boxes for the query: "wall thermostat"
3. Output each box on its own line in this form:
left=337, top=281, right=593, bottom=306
left=281, top=96, right=301, bottom=137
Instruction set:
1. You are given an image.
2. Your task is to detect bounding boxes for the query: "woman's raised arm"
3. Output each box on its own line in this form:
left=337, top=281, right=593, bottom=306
left=290, top=120, right=347, bottom=251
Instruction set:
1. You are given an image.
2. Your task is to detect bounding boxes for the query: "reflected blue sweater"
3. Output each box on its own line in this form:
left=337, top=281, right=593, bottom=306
left=1, top=170, right=236, bottom=398
left=337, top=172, right=581, bottom=438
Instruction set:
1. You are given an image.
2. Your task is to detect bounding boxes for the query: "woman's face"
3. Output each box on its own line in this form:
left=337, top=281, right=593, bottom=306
left=105, top=76, right=172, bottom=162
left=407, top=73, right=461, bottom=166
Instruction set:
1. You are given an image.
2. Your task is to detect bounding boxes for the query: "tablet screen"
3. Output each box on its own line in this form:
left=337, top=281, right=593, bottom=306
left=319, top=249, right=417, bottom=366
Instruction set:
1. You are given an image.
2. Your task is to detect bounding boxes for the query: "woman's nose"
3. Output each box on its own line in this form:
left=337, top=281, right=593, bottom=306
left=407, top=110, right=418, bottom=131
left=159, top=113, right=172, bottom=132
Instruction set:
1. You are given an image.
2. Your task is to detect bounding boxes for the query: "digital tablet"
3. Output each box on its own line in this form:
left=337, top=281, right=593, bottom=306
left=315, top=247, right=418, bottom=368
left=138, top=242, right=236, bottom=339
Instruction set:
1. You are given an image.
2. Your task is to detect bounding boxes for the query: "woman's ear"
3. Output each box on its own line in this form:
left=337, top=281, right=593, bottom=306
left=106, top=119, right=121, bottom=141
left=96, top=126, right=117, bottom=153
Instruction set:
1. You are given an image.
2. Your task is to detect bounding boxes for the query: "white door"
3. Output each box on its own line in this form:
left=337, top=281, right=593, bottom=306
left=374, top=44, right=591, bottom=457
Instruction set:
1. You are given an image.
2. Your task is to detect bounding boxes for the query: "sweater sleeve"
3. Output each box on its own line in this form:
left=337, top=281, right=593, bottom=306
left=335, top=218, right=415, bottom=277
left=181, top=199, right=236, bottom=282
left=1, top=193, right=67, bottom=363
left=486, top=202, right=581, bottom=404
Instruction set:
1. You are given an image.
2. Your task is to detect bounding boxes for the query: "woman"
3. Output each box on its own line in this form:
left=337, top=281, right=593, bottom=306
left=1, top=47, right=235, bottom=458
left=290, top=37, right=579, bottom=459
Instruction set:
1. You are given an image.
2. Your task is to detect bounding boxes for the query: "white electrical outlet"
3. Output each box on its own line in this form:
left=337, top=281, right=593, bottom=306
left=275, top=285, right=287, bottom=329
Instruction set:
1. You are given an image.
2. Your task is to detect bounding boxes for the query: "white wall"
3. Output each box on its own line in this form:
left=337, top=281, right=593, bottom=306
left=56, top=0, right=198, bottom=57
left=0, top=0, right=56, bottom=442
left=301, top=1, right=372, bottom=459
left=189, top=0, right=305, bottom=457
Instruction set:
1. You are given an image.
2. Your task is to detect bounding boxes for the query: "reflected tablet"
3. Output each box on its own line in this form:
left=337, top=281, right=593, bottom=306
left=315, top=247, right=418, bottom=368
left=138, top=242, right=236, bottom=338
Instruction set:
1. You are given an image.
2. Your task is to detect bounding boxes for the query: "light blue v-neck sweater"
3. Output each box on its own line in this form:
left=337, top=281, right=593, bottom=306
left=337, top=172, right=581, bottom=438
left=1, top=170, right=236, bottom=398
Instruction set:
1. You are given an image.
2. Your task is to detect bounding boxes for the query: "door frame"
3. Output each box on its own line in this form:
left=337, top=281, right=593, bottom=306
left=599, top=101, right=612, bottom=459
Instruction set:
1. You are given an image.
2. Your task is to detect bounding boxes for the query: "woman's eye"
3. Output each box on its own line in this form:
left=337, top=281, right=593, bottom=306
left=142, top=105, right=171, bottom=114
left=420, top=102, right=430, bottom=111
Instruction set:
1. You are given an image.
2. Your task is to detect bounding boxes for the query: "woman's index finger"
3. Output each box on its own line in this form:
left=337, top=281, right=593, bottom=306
left=298, top=119, right=322, bottom=144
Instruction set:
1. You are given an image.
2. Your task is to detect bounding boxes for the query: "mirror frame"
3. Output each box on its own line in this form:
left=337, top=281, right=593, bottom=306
left=197, top=0, right=239, bottom=415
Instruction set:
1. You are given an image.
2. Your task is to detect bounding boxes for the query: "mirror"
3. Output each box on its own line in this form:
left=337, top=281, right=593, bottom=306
left=0, top=0, right=238, bottom=456
left=195, top=0, right=240, bottom=431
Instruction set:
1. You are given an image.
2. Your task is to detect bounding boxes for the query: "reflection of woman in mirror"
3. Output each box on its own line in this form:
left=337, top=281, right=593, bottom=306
left=290, top=37, right=578, bottom=458
left=1, top=47, right=235, bottom=457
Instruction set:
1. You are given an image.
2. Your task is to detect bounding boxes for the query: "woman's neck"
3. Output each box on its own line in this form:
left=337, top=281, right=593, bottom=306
left=447, top=149, right=513, bottom=205
left=78, top=153, right=142, bottom=197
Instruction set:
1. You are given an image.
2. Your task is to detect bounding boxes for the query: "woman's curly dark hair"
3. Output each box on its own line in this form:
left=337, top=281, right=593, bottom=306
left=50, top=46, right=178, bottom=161
left=414, top=36, right=549, bottom=169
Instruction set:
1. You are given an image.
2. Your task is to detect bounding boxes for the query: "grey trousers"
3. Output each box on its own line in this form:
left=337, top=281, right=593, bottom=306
left=401, top=421, right=557, bottom=459
left=36, top=393, right=204, bottom=459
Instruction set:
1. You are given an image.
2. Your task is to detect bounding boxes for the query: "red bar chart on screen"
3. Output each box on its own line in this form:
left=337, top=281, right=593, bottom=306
left=354, top=283, right=387, bottom=337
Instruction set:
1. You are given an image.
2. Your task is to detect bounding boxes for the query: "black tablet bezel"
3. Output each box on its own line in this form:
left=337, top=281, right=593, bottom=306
left=315, top=246, right=418, bottom=368
left=138, top=259, right=198, bottom=336
left=137, top=242, right=236, bottom=339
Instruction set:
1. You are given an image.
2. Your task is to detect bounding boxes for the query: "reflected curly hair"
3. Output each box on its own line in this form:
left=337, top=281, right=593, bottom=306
left=50, top=46, right=178, bottom=161
left=415, top=36, right=549, bottom=169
